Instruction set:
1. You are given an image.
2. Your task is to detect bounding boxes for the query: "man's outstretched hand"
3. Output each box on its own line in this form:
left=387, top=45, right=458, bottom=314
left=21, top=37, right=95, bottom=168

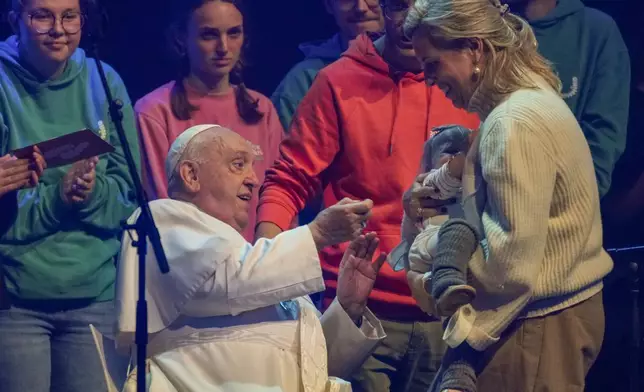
left=337, top=232, right=387, bottom=324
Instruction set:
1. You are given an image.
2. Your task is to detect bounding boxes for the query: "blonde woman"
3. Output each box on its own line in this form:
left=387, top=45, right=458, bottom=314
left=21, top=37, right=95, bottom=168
left=402, top=0, right=612, bottom=391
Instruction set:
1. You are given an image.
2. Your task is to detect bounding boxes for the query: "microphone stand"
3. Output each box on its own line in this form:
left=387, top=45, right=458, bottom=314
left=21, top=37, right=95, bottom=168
left=88, top=36, right=170, bottom=392
left=607, top=245, right=643, bottom=392
left=629, top=261, right=640, bottom=392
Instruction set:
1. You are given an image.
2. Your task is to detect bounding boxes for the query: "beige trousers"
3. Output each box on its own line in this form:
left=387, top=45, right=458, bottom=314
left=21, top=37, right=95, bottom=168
left=477, top=292, right=605, bottom=392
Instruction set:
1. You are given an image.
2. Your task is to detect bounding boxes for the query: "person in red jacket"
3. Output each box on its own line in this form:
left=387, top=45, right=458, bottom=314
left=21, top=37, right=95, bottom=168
left=255, top=1, right=480, bottom=391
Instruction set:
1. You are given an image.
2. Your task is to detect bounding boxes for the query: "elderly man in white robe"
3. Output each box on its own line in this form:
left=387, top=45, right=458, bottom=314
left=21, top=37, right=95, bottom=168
left=96, top=124, right=388, bottom=392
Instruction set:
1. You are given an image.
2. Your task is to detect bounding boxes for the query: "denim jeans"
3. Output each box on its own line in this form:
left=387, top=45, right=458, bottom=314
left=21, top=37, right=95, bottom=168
left=0, top=299, right=113, bottom=392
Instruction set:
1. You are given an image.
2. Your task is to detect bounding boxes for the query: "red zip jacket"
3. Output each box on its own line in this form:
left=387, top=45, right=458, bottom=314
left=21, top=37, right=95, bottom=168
left=258, top=34, right=480, bottom=321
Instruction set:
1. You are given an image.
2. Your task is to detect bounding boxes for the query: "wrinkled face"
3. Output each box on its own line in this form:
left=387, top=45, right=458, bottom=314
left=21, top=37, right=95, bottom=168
left=412, top=32, right=478, bottom=109
left=185, top=1, right=244, bottom=82
left=180, top=131, right=259, bottom=232
left=200, top=135, right=258, bottom=232
left=13, top=0, right=83, bottom=70
left=326, top=0, right=384, bottom=39
left=381, top=0, right=414, bottom=57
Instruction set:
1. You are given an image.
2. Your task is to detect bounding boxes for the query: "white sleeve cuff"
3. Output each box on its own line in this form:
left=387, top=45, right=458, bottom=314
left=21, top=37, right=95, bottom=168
left=443, top=305, right=476, bottom=348
left=321, top=298, right=386, bottom=378
left=442, top=304, right=501, bottom=351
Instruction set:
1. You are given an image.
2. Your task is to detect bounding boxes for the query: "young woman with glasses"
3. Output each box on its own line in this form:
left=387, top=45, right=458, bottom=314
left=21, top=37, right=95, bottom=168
left=135, top=0, right=284, bottom=242
left=0, top=0, right=141, bottom=391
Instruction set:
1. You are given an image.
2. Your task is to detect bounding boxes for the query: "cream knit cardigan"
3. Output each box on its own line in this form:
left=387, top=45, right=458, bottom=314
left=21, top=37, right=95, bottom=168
left=448, top=73, right=613, bottom=351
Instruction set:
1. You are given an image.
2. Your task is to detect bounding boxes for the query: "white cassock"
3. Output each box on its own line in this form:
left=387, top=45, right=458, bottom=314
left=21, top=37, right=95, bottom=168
left=93, top=199, right=385, bottom=392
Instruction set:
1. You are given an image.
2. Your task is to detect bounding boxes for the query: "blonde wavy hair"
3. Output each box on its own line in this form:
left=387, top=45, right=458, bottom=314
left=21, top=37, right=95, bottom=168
left=404, top=0, right=561, bottom=102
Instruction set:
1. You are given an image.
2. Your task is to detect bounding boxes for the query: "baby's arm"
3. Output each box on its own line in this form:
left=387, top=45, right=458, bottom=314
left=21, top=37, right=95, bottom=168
left=422, top=155, right=464, bottom=200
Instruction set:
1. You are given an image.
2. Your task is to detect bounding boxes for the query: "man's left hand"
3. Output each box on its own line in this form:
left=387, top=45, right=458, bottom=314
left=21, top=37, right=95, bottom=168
left=337, top=232, right=387, bottom=324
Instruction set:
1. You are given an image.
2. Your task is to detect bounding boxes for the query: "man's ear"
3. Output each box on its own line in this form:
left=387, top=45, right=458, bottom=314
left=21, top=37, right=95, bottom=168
left=179, top=161, right=200, bottom=194
left=8, top=11, right=20, bottom=35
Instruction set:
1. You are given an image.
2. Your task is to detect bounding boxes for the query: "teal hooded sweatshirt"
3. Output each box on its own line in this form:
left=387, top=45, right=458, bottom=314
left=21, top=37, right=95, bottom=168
left=529, top=0, right=630, bottom=197
left=0, top=36, right=140, bottom=302
left=271, top=34, right=347, bottom=131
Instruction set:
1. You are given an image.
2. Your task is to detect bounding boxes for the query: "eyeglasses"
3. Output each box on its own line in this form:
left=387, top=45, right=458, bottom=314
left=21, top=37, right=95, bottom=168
left=26, top=10, right=85, bottom=35
left=336, top=0, right=381, bottom=9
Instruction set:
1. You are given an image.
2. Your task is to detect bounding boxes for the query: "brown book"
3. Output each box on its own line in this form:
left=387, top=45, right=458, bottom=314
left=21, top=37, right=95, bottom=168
left=10, top=129, right=115, bottom=168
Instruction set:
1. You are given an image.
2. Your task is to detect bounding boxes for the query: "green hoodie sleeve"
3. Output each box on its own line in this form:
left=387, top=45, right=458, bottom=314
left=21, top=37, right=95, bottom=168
left=74, top=69, right=140, bottom=231
left=580, top=24, right=630, bottom=198
left=271, top=92, right=299, bottom=132
left=0, top=182, right=70, bottom=243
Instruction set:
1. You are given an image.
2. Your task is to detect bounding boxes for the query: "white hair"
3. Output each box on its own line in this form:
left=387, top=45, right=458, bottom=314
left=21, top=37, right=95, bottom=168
left=166, top=129, right=226, bottom=197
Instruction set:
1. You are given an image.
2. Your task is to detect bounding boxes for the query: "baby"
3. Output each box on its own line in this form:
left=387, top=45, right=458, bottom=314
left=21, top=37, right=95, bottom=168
left=390, top=124, right=480, bottom=317
left=391, top=125, right=482, bottom=392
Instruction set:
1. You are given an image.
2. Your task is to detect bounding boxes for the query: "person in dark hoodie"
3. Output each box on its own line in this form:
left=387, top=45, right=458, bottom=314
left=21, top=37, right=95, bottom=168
left=504, top=0, right=630, bottom=198
left=0, top=0, right=140, bottom=391
left=256, top=1, right=480, bottom=390
left=271, top=0, right=384, bottom=131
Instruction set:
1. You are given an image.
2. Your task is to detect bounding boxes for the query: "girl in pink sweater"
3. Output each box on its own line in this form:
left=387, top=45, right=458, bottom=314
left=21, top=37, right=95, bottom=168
left=135, top=0, right=284, bottom=241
